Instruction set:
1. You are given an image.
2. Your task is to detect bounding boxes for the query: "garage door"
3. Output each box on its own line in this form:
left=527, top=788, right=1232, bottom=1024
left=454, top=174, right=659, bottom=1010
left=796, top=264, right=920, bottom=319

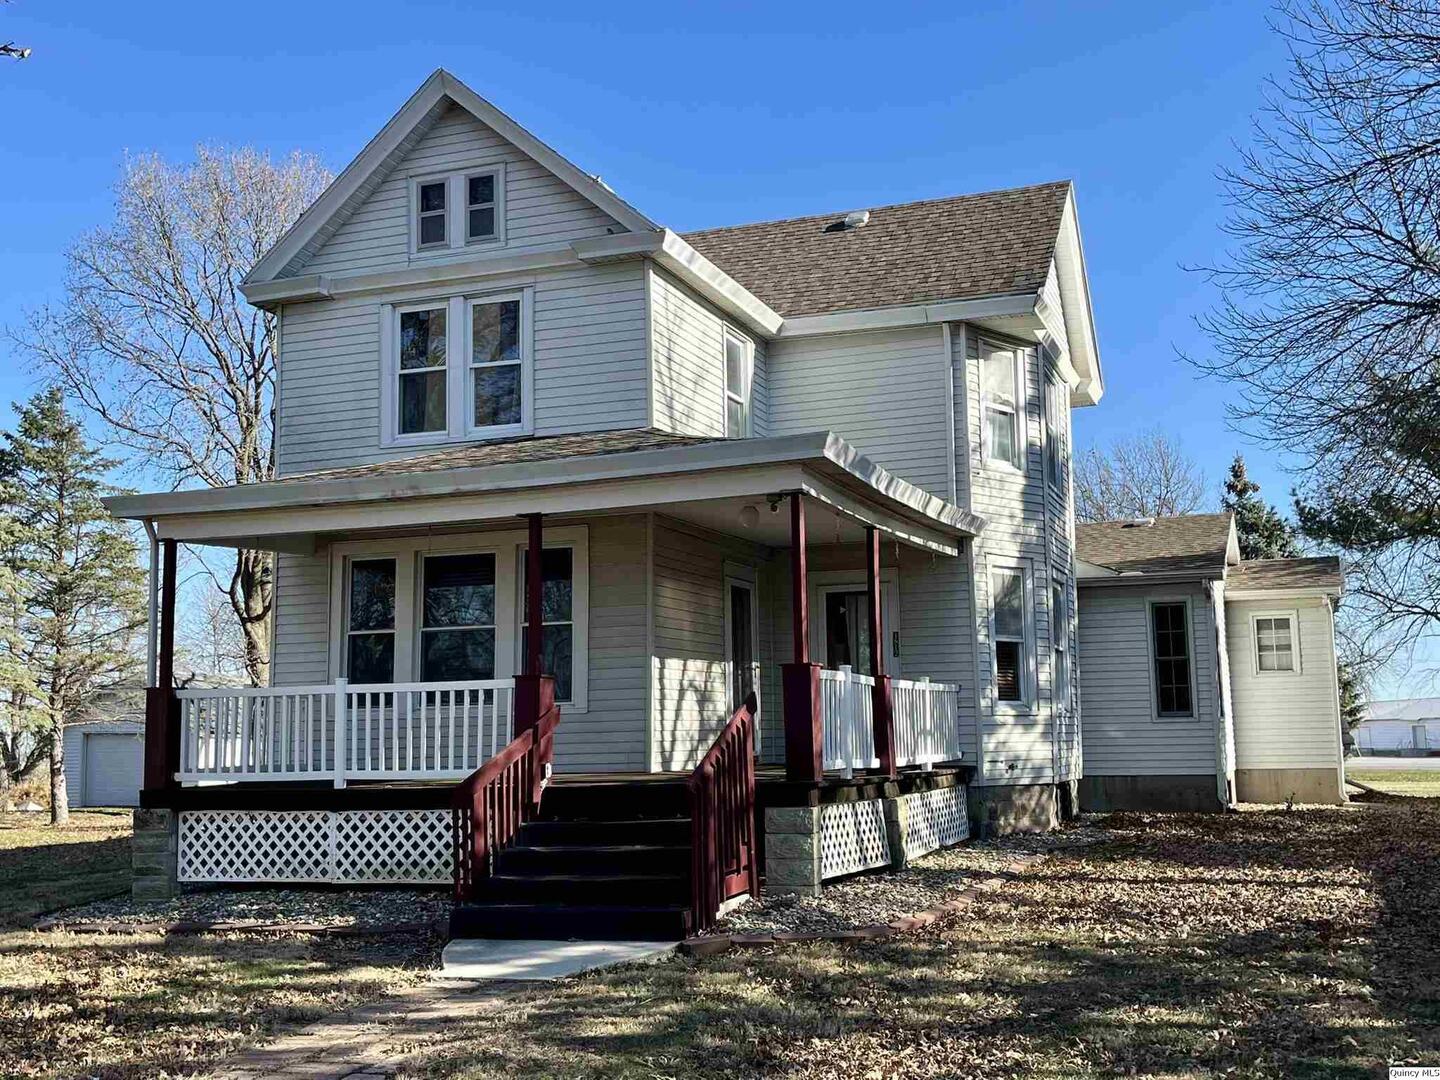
left=84, top=733, right=142, bottom=806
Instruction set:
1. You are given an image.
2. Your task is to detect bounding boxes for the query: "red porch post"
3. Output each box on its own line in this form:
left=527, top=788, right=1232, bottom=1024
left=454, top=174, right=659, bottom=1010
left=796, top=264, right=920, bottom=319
left=144, top=538, right=179, bottom=791
left=514, top=513, right=555, bottom=737
left=866, top=527, right=896, bottom=777
left=782, top=493, right=823, bottom=782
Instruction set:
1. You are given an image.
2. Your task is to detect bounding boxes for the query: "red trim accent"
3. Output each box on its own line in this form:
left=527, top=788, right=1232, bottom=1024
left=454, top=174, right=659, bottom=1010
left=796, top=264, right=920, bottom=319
left=866, top=527, right=896, bottom=777
left=782, top=662, right=823, bottom=782
left=789, top=493, right=808, bottom=664
left=687, top=692, right=758, bottom=933
left=523, top=513, right=544, bottom=678
left=513, top=673, right=555, bottom=739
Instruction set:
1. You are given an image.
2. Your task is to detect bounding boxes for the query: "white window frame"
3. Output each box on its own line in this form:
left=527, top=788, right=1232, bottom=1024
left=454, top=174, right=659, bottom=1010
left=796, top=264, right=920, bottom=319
left=723, top=326, right=754, bottom=438
left=343, top=556, right=400, bottom=684
left=380, top=287, right=534, bottom=448
left=418, top=550, right=500, bottom=683
left=409, top=164, right=507, bottom=256
left=1250, top=610, right=1301, bottom=676
left=979, top=338, right=1025, bottom=472
left=463, top=167, right=505, bottom=246
left=1051, top=579, right=1070, bottom=712
left=807, top=570, right=903, bottom=677
left=515, top=540, right=588, bottom=707
left=1147, top=597, right=1197, bottom=720
left=1044, top=369, right=1066, bottom=489
left=722, top=561, right=762, bottom=731
left=987, top=559, right=1034, bottom=713
left=326, top=526, right=589, bottom=711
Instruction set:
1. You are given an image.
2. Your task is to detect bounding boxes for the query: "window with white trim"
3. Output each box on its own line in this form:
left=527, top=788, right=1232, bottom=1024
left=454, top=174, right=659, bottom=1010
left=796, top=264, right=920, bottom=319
left=1254, top=614, right=1298, bottom=673
left=346, top=559, right=397, bottom=684
left=383, top=289, right=532, bottom=446
left=1151, top=601, right=1193, bottom=717
left=420, top=553, right=497, bottom=681
left=411, top=166, right=505, bottom=254
left=991, top=565, right=1031, bottom=705
left=1044, top=371, right=1067, bottom=487
left=981, top=340, right=1023, bottom=469
left=1052, top=580, right=1070, bottom=711
left=723, top=328, right=753, bottom=437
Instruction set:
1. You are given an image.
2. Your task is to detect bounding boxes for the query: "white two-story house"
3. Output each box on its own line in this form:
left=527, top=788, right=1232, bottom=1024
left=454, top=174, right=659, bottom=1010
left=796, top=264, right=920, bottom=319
left=108, top=70, right=1103, bottom=938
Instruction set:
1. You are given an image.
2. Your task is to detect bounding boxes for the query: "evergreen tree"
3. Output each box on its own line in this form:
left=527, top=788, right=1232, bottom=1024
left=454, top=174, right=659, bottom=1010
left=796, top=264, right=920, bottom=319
left=1221, top=455, right=1301, bottom=560
left=0, top=390, right=145, bottom=823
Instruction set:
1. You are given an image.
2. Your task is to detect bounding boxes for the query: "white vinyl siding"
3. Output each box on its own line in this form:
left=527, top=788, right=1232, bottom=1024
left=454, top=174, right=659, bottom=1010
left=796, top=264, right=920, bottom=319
left=1226, top=596, right=1342, bottom=771
left=295, top=103, right=620, bottom=277
left=767, top=325, right=951, bottom=496
left=277, top=260, right=648, bottom=476
left=1077, top=581, right=1220, bottom=776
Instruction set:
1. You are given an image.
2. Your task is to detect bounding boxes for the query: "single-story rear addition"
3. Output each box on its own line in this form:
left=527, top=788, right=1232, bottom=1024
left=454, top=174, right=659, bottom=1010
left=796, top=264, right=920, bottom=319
left=1075, top=513, right=1347, bottom=810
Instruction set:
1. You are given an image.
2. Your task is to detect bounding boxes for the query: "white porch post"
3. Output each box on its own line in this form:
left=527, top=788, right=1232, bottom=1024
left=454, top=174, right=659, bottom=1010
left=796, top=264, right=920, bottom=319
left=332, top=678, right=348, bottom=789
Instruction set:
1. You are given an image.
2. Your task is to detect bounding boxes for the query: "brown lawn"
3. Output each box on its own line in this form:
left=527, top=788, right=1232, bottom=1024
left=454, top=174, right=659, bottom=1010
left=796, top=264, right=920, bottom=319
left=405, top=798, right=1440, bottom=1080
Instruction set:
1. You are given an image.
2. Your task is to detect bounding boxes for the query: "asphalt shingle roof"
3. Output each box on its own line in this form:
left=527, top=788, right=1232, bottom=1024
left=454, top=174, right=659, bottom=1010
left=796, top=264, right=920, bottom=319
left=682, top=180, right=1072, bottom=317
left=1226, top=557, right=1344, bottom=593
left=1076, top=514, right=1234, bottom=577
left=275, top=429, right=722, bottom=484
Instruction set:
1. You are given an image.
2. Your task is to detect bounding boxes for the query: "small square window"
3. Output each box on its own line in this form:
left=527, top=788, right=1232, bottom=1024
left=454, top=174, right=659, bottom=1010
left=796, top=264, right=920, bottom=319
left=1255, top=616, right=1296, bottom=672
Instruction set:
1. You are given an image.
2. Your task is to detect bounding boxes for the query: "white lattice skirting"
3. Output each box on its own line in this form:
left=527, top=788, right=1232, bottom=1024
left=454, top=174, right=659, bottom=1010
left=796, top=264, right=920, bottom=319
left=819, top=799, right=892, bottom=880
left=177, top=809, right=452, bottom=884
left=902, top=785, right=970, bottom=860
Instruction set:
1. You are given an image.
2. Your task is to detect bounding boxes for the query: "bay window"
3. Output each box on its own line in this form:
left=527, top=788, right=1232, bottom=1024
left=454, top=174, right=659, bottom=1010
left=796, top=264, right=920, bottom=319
left=382, top=289, right=532, bottom=446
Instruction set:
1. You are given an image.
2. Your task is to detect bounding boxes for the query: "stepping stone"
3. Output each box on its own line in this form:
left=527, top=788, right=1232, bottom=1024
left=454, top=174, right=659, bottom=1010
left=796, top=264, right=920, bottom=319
left=439, top=938, right=674, bottom=981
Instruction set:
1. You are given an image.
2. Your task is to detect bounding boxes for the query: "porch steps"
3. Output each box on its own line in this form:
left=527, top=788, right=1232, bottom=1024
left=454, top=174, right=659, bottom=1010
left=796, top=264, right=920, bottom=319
left=450, top=781, right=695, bottom=942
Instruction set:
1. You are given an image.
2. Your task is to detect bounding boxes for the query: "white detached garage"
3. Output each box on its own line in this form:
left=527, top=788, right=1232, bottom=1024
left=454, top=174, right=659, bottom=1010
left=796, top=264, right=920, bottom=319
left=63, top=720, right=144, bottom=808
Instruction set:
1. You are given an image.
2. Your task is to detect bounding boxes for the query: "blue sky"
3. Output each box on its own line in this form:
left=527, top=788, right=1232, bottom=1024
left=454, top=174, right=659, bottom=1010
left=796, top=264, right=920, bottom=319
left=0, top=1, right=1429, bottom=694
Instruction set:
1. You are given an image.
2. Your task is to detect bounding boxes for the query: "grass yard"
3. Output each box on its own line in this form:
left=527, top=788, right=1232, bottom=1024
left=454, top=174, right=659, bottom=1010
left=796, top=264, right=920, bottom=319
left=1346, top=766, right=1440, bottom=798
left=0, top=808, right=132, bottom=925
left=0, top=808, right=443, bottom=1079
left=406, top=798, right=1440, bottom=1080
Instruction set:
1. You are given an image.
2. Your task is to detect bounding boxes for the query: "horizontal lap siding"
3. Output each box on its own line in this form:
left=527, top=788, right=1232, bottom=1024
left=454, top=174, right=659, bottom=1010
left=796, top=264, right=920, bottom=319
left=276, top=260, right=648, bottom=476
left=650, top=518, right=771, bottom=771
left=897, top=545, right=978, bottom=762
left=767, top=326, right=951, bottom=495
left=272, top=551, right=333, bottom=686
left=1226, top=597, right=1341, bottom=770
left=300, top=104, right=620, bottom=277
left=1077, top=582, right=1218, bottom=775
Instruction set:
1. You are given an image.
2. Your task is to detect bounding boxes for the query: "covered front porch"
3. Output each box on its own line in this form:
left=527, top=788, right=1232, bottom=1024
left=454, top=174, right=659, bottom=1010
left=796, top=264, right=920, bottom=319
left=112, top=430, right=982, bottom=798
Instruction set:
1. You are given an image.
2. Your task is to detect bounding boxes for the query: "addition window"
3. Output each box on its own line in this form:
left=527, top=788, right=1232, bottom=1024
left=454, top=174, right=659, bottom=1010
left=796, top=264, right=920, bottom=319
left=991, top=565, right=1031, bottom=705
left=383, top=290, right=532, bottom=446
left=1151, top=602, right=1193, bottom=717
left=466, top=171, right=499, bottom=242
left=1254, top=614, right=1298, bottom=673
left=346, top=559, right=397, bottom=684
left=397, top=304, right=448, bottom=435
left=724, top=328, right=753, bottom=437
left=420, top=554, right=497, bottom=682
left=1052, top=580, right=1070, bottom=711
left=981, top=340, right=1023, bottom=469
left=416, top=180, right=448, bottom=248
left=519, top=547, right=575, bottom=702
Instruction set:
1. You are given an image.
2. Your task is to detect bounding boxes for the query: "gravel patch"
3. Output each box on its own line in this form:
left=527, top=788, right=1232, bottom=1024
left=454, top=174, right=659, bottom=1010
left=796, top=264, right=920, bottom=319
left=714, top=818, right=1110, bottom=936
left=40, top=886, right=451, bottom=932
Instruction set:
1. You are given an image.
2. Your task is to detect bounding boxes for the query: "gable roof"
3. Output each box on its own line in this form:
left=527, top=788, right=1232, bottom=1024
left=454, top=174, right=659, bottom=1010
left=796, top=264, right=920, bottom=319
left=1226, top=556, right=1344, bottom=595
left=683, top=181, right=1071, bottom=318
left=1076, top=513, right=1235, bottom=577
left=244, top=69, right=659, bottom=287
left=1365, top=698, right=1440, bottom=722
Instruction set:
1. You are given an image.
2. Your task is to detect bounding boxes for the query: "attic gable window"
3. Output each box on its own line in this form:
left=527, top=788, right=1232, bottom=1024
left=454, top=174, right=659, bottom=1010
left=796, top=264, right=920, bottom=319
left=411, top=165, right=506, bottom=254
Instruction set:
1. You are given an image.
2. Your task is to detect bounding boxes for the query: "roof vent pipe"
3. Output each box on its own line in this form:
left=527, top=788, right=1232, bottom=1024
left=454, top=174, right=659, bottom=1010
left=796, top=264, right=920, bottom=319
left=1123, top=517, right=1157, bottom=528
left=843, top=210, right=870, bottom=229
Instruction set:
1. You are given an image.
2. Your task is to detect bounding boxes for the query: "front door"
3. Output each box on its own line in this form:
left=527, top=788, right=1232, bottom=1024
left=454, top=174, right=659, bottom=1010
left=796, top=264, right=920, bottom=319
left=811, top=580, right=902, bottom=676
left=725, top=576, right=760, bottom=719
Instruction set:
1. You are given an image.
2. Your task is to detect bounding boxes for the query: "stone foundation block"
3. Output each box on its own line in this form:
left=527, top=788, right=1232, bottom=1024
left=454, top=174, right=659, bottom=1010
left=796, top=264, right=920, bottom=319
left=131, top=807, right=178, bottom=901
left=763, top=806, right=821, bottom=896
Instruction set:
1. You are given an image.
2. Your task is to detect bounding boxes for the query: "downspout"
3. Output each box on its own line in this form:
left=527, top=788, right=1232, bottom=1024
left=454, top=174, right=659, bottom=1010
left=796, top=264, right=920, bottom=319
left=143, top=520, right=159, bottom=688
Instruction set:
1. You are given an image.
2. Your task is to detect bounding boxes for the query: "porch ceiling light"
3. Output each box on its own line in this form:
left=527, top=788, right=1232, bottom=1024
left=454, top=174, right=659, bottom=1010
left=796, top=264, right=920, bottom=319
left=739, top=504, right=761, bottom=530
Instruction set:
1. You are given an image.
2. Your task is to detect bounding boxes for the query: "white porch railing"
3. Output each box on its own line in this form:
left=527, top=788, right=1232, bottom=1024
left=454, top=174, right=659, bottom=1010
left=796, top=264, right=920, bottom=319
left=820, top=667, right=963, bottom=775
left=820, top=666, right=878, bottom=776
left=891, top=677, right=963, bottom=769
left=176, top=678, right=515, bottom=788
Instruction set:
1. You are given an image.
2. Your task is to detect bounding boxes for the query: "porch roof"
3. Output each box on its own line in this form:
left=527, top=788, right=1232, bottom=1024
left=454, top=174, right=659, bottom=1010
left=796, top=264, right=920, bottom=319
left=105, top=429, right=985, bottom=557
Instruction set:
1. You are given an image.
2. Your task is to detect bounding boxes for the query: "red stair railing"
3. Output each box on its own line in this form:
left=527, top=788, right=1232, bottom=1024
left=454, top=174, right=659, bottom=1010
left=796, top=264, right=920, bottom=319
left=451, top=703, right=561, bottom=902
left=687, top=693, right=759, bottom=933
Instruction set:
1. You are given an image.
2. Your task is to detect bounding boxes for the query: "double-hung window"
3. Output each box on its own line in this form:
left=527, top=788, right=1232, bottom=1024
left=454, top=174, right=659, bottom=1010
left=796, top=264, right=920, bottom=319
left=385, top=290, right=531, bottom=445
left=1254, top=614, right=1298, bottom=673
left=416, top=180, right=448, bottom=248
left=981, top=340, right=1023, bottom=469
left=991, top=566, right=1030, bottom=706
left=465, top=171, right=499, bottom=242
left=1151, top=602, right=1193, bottom=717
left=1044, top=371, right=1066, bottom=487
left=1052, top=580, right=1070, bottom=711
left=346, top=559, right=397, bottom=683
left=519, top=547, right=575, bottom=701
left=420, top=554, right=497, bottom=682
left=724, top=328, right=753, bottom=437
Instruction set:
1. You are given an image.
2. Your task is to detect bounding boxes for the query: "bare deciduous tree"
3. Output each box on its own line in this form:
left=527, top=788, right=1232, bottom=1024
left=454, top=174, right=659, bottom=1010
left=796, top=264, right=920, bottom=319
left=1192, top=0, right=1440, bottom=669
left=16, top=147, right=331, bottom=686
left=1075, top=428, right=1208, bottom=523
